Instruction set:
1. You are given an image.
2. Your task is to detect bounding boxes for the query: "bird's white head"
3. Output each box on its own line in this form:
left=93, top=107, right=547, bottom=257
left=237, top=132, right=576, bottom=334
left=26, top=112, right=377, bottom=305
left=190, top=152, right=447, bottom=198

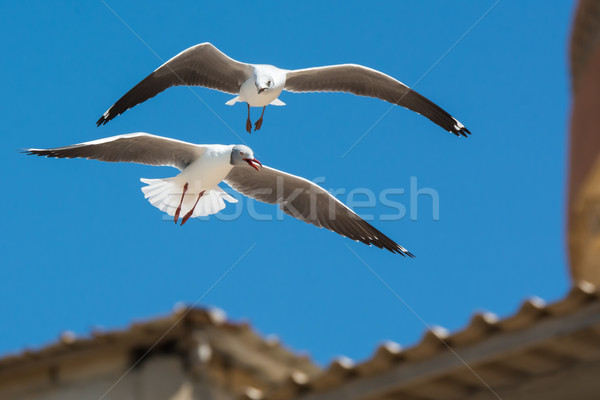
left=255, top=75, right=274, bottom=95
left=230, top=145, right=262, bottom=171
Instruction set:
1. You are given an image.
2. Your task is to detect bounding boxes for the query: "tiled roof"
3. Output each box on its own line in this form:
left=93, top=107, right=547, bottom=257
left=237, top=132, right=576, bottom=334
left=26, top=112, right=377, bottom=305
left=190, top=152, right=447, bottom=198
left=3, top=283, right=600, bottom=400
left=0, top=306, right=320, bottom=384
left=247, top=282, right=600, bottom=400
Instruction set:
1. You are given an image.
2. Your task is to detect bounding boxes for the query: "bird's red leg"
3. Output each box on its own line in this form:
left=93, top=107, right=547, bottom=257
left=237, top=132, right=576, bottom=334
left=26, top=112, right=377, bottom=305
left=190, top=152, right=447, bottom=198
left=180, top=190, right=205, bottom=226
left=254, top=106, right=266, bottom=131
left=174, top=183, right=189, bottom=224
left=246, top=103, right=252, bottom=134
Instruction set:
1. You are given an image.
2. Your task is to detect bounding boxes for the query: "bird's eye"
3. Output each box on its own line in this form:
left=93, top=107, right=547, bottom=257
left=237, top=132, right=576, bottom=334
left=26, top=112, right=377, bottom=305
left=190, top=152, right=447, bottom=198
left=239, top=151, right=243, bottom=155
left=267, top=80, right=271, bottom=85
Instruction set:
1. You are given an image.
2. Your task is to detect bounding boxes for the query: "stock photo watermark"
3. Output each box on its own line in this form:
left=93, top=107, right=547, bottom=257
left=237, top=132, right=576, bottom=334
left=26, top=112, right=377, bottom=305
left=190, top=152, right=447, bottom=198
left=159, top=176, right=440, bottom=222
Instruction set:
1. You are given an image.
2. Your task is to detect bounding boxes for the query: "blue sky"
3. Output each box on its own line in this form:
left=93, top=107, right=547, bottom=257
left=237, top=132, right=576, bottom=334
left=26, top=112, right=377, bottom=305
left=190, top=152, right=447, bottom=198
left=1, top=1, right=574, bottom=366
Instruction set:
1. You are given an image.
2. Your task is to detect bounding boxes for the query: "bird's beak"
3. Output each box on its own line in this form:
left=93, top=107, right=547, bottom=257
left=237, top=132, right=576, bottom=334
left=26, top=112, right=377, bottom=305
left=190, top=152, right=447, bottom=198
left=244, top=158, right=262, bottom=171
left=257, top=87, right=265, bottom=94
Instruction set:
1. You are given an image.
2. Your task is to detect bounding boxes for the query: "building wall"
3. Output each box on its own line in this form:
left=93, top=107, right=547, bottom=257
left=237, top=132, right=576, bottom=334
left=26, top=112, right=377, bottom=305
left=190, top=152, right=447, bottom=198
left=569, top=0, right=600, bottom=284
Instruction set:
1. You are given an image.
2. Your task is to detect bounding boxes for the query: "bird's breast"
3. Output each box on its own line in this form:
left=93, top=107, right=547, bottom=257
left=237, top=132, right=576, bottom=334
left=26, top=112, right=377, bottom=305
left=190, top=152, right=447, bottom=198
left=179, top=149, right=233, bottom=190
left=239, top=78, right=284, bottom=107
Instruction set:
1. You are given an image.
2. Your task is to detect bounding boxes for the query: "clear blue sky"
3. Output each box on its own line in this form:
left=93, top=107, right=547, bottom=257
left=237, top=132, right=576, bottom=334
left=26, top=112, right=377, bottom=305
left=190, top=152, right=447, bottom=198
left=1, top=1, right=574, bottom=365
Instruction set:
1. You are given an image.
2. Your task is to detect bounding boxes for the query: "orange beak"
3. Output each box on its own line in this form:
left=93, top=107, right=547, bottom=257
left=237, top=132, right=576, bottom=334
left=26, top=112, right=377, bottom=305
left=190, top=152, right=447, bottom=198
left=244, top=158, right=262, bottom=171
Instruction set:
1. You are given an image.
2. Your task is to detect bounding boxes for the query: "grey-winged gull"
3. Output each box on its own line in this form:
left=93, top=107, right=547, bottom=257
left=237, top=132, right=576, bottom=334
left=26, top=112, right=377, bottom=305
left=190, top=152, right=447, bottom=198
left=96, top=42, right=470, bottom=137
left=25, top=133, right=414, bottom=256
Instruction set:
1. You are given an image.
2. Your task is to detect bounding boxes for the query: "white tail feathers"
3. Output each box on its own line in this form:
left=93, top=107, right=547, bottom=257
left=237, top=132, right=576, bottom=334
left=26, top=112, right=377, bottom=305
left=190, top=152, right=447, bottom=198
left=225, top=96, right=285, bottom=106
left=225, top=96, right=239, bottom=106
left=270, top=98, right=286, bottom=106
left=140, top=178, right=237, bottom=219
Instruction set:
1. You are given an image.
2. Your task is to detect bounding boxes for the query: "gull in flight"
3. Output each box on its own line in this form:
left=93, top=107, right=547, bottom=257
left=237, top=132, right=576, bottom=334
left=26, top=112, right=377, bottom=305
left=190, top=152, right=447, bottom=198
left=26, top=133, right=414, bottom=256
left=97, top=42, right=470, bottom=136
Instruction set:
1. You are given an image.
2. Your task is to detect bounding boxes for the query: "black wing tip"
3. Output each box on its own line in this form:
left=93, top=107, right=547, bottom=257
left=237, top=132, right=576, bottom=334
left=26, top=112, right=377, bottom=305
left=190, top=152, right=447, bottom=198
left=22, top=148, right=40, bottom=156
left=351, top=218, right=414, bottom=257
left=450, top=125, right=471, bottom=137
left=96, top=115, right=110, bottom=126
left=96, top=107, right=119, bottom=126
left=23, top=149, right=51, bottom=157
left=365, top=234, right=414, bottom=257
left=23, top=149, right=69, bottom=159
left=400, top=248, right=416, bottom=258
left=390, top=246, right=415, bottom=257
left=352, top=237, right=415, bottom=257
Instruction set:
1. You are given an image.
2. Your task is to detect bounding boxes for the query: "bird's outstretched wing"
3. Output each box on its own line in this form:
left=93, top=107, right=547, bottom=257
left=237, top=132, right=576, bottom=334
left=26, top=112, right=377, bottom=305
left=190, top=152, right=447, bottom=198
left=285, top=64, right=470, bottom=137
left=97, top=43, right=253, bottom=125
left=224, top=164, right=414, bottom=256
left=25, top=133, right=205, bottom=171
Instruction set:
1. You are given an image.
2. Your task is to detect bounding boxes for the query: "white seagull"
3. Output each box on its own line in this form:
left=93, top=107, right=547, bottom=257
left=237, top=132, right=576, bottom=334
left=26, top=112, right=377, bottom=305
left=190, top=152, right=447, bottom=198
left=26, top=133, right=414, bottom=256
left=96, top=42, right=470, bottom=136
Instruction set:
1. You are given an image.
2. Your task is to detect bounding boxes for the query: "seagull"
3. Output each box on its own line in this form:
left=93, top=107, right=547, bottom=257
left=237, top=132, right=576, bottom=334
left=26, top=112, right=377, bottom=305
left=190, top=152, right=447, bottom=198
left=25, top=133, right=414, bottom=256
left=96, top=42, right=470, bottom=136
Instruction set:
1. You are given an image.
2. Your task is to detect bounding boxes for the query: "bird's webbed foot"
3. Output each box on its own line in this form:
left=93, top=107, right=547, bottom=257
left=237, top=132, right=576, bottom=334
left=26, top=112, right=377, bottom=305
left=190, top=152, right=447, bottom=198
left=174, top=183, right=189, bottom=224
left=254, top=117, right=263, bottom=131
left=246, top=117, right=252, bottom=134
left=180, top=191, right=205, bottom=226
